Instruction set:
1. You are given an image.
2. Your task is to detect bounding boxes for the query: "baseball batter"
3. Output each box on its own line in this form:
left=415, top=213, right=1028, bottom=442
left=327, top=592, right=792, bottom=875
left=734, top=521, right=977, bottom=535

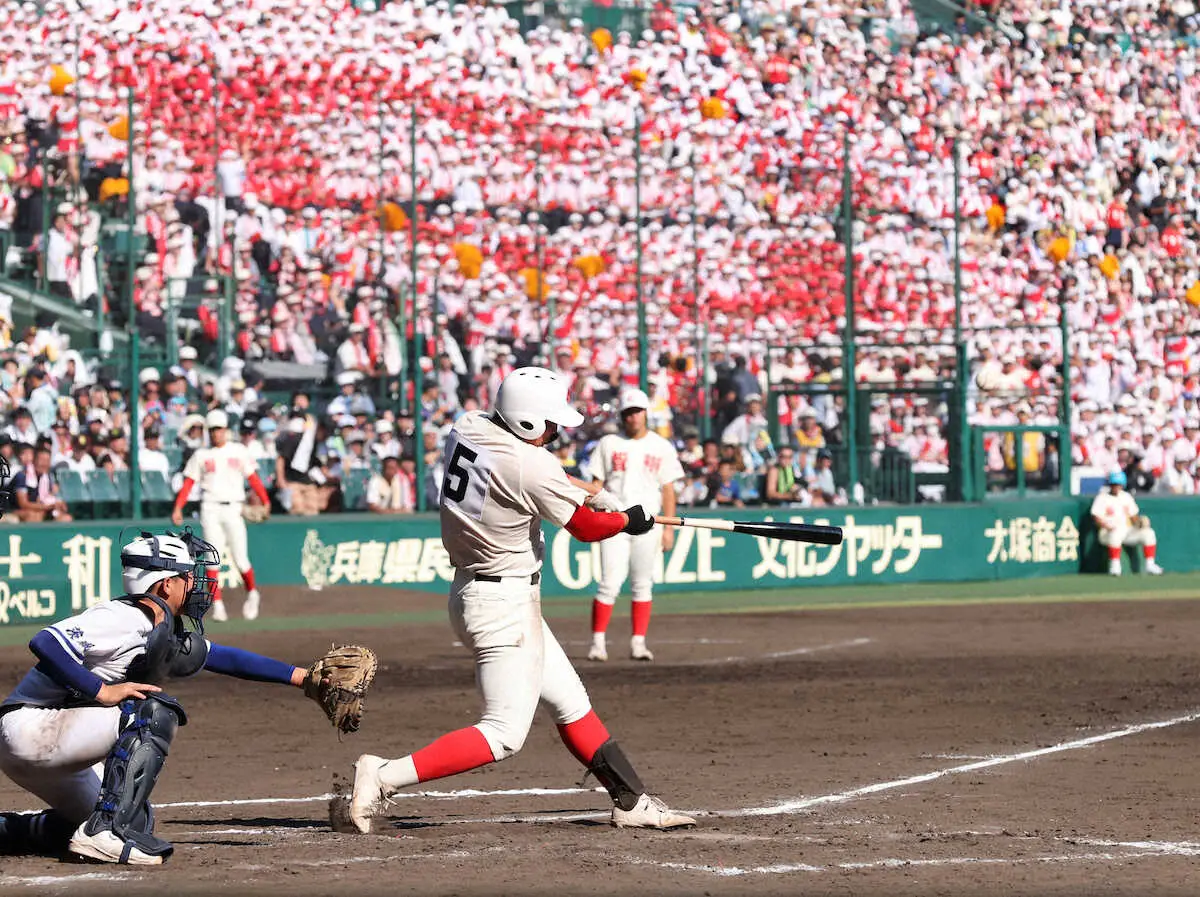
left=1090, top=471, right=1163, bottom=576
left=585, top=388, right=685, bottom=662
left=172, top=410, right=271, bottom=621
left=0, top=531, right=331, bottom=864
left=339, top=367, right=695, bottom=832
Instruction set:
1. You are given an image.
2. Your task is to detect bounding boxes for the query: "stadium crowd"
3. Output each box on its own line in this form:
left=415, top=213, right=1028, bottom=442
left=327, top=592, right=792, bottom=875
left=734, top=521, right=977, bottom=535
left=4, top=0, right=1200, bottom=519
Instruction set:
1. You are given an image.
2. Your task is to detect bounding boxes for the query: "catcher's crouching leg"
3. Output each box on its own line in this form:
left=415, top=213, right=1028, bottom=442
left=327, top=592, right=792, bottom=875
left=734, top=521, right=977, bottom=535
left=68, top=695, right=186, bottom=866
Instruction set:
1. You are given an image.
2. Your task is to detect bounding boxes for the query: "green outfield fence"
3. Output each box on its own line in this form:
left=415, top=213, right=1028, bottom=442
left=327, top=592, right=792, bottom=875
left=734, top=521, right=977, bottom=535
left=0, top=497, right=1191, bottom=627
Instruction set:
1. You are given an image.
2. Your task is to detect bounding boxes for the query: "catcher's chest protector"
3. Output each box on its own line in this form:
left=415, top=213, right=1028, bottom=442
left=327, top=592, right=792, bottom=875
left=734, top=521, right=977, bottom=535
left=119, top=594, right=209, bottom=684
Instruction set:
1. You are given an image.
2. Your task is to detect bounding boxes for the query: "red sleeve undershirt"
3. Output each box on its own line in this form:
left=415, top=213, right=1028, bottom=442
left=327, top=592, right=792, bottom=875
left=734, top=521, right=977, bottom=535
left=565, top=505, right=626, bottom=542
left=173, top=477, right=194, bottom=513
left=247, top=472, right=270, bottom=505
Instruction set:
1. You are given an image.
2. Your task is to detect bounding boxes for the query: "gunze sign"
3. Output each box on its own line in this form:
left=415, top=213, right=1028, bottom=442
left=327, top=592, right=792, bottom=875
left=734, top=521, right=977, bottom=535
left=0, top=497, right=1194, bottom=626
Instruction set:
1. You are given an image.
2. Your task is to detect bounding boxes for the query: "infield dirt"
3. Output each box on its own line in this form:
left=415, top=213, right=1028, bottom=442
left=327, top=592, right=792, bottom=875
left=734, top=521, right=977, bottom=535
left=2, top=585, right=1199, bottom=896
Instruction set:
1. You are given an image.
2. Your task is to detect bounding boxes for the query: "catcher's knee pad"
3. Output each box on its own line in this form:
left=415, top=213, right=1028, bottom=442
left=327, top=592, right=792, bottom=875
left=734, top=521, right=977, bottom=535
left=587, top=739, right=646, bottom=811
left=1, top=809, right=75, bottom=855
left=79, top=694, right=186, bottom=861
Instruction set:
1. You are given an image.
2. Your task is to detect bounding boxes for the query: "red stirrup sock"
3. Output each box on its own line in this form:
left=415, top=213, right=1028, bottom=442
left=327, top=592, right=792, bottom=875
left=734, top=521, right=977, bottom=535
left=1145, top=544, right=1157, bottom=560
left=411, top=726, right=496, bottom=783
left=557, top=710, right=611, bottom=767
left=1107, top=546, right=1121, bottom=562
left=631, top=600, right=652, bottom=637
left=242, top=567, right=257, bottom=591
left=591, top=600, right=614, bottom=636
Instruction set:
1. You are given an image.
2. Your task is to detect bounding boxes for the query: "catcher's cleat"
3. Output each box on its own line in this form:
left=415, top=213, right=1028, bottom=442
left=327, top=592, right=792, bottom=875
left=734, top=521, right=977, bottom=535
left=1145, top=559, right=1163, bottom=575
left=243, top=589, right=261, bottom=620
left=1108, top=560, right=1122, bottom=576
left=211, top=599, right=229, bottom=622
left=346, top=754, right=390, bottom=834
left=630, top=637, right=654, bottom=662
left=612, top=794, right=695, bottom=830
left=69, top=828, right=167, bottom=866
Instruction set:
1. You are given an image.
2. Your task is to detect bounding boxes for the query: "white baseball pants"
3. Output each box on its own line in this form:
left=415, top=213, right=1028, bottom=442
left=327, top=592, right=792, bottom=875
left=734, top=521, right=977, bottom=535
left=595, top=528, right=660, bottom=607
left=200, top=502, right=252, bottom=572
left=449, top=573, right=592, bottom=761
left=1098, top=524, right=1156, bottom=549
left=0, top=706, right=121, bottom=823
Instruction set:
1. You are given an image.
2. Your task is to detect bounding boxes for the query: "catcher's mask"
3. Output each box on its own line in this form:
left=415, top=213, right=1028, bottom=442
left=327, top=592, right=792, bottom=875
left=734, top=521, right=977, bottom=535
left=0, top=453, right=11, bottom=512
left=121, top=528, right=221, bottom=627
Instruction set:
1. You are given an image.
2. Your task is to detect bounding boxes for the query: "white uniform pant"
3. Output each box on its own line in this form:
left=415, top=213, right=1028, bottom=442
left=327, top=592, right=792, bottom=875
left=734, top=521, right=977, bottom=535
left=0, top=705, right=121, bottom=823
left=200, top=502, right=252, bottom=573
left=595, top=528, right=660, bottom=606
left=449, top=573, right=592, bottom=762
left=1098, top=524, right=1156, bottom=549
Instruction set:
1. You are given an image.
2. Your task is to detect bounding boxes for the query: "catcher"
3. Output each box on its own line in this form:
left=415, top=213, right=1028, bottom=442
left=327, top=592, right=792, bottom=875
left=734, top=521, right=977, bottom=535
left=1090, top=470, right=1163, bottom=576
left=0, top=529, right=376, bottom=865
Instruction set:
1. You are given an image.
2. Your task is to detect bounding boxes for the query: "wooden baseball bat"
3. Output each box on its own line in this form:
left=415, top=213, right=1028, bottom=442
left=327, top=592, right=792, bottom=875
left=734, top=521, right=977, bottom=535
left=653, top=515, right=844, bottom=546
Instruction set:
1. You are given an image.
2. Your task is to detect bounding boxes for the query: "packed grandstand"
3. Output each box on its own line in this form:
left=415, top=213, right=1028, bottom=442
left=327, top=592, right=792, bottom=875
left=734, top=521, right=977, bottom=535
left=2, top=0, right=1200, bottom=520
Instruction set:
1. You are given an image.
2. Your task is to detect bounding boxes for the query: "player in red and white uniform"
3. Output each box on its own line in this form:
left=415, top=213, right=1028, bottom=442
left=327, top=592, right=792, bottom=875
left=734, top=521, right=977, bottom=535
left=171, top=410, right=271, bottom=620
left=1090, top=471, right=1163, bottom=576
left=340, top=368, right=693, bottom=833
left=584, top=389, right=685, bottom=662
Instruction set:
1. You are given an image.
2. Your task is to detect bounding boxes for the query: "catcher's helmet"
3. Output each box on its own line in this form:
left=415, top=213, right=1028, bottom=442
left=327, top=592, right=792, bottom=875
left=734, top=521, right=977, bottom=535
left=1107, top=470, right=1127, bottom=487
left=492, top=367, right=584, bottom=441
left=121, top=530, right=220, bottom=622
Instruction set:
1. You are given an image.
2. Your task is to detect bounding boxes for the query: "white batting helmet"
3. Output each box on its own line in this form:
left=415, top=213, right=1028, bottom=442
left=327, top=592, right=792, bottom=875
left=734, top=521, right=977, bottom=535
left=205, top=409, right=229, bottom=430
left=493, top=367, right=584, bottom=441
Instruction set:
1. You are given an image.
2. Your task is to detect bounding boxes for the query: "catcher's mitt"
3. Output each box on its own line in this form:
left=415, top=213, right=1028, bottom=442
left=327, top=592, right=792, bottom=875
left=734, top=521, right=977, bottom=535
left=243, top=504, right=270, bottom=523
left=303, top=645, right=378, bottom=735
left=1133, top=514, right=1151, bottom=529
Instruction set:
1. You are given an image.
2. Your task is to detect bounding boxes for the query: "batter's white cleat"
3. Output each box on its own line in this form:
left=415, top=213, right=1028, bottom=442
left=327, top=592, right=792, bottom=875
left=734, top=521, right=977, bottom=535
left=345, top=754, right=390, bottom=834
left=588, top=636, right=608, bottom=662
left=243, top=589, right=261, bottom=620
left=630, top=636, right=654, bottom=662
left=1108, top=560, right=1122, bottom=576
left=1145, top=559, right=1163, bottom=575
left=612, top=794, right=695, bottom=830
left=211, top=599, right=229, bottom=622
left=68, top=828, right=165, bottom=866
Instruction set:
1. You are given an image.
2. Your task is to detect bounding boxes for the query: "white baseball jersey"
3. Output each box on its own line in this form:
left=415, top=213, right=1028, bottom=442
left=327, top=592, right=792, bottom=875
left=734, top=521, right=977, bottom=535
left=587, top=432, right=685, bottom=515
left=183, top=442, right=257, bottom=503
left=2, top=603, right=152, bottom=709
left=1090, top=489, right=1139, bottom=527
left=439, top=411, right=587, bottom=577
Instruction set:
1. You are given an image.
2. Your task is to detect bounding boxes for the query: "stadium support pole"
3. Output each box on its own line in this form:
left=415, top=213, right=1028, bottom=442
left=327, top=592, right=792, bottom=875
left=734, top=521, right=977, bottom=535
left=691, top=155, right=708, bottom=439
left=953, top=136, right=970, bottom=501
left=126, top=87, right=136, bottom=333
left=1059, top=283, right=1072, bottom=496
left=39, top=152, right=48, bottom=294
left=377, top=101, right=386, bottom=251
left=536, top=137, right=550, bottom=356
left=212, top=72, right=221, bottom=280
left=414, top=327, right=425, bottom=512
left=635, top=104, right=647, bottom=393
left=129, top=328, right=142, bottom=520
left=841, top=132, right=859, bottom=498
left=402, top=102, right=417, bottom=415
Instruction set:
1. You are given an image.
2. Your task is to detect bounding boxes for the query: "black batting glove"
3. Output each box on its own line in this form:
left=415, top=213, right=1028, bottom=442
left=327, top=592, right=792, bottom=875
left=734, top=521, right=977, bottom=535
left=622, top=505, right=654, bottom=536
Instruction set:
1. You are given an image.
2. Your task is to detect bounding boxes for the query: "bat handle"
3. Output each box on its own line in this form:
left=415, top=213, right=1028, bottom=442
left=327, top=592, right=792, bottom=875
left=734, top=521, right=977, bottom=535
left=654, top=515, right=683, bottom=527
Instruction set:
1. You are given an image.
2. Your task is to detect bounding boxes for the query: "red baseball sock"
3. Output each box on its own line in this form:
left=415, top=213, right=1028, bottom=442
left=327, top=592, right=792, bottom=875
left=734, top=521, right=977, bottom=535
left=242, top=567, right=257, bottom=591
left=1145, top=545, right=1157, bottom=560
left=631, top=601, right=652, bottom=637
left=411, top=726, right=495, bottom=783
left=1107, top=546, right=1121, bottom=562
left=591, top=600, right=614, bottom=636
left=557, top=710, right=610, bottom=767
left=209, top=568, right=223, bottom=604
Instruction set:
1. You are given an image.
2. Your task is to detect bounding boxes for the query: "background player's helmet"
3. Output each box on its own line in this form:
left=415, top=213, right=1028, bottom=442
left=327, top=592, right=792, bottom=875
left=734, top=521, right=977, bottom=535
left=493, top=367, right=584, bottom=441
left=205, top=409, right=229, bottom=431
left=619, top=389, right=650, bottom=412
left=1107, top=470, right=1127, bottom=487
left=0, top=453, right=11, bottom=511
left=121, top=529, right=221, bottom=621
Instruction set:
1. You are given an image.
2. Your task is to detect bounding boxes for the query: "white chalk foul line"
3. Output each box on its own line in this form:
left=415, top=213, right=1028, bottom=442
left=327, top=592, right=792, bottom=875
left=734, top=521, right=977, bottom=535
left=699, top=637, right=872, bottom=666
left=0, top=872, right=137, bottom=887
left=724, top=708, right=1200, bottom=818
left=156, top=785, right=601, bottom=810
